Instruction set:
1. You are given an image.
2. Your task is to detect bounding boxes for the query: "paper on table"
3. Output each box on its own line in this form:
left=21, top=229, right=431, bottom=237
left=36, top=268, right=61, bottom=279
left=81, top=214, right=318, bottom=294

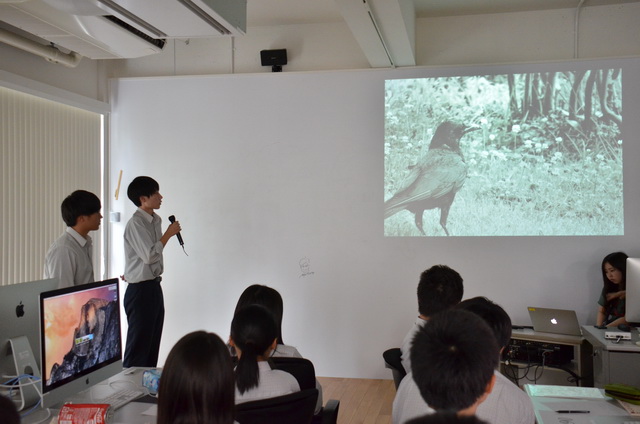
left=537, top=410, right=594, bottom=424
left=538, top=399, right=626, bottom=415
left=141, top=404, right=157, bottom=416
left=526, top=384, right=606, bottom=399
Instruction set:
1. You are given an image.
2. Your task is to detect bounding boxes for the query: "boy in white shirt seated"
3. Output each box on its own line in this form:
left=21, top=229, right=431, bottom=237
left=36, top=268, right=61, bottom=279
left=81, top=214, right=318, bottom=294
left=394, top=308, right=497, bottom=423
left=393, top=298, right=535, bottom=424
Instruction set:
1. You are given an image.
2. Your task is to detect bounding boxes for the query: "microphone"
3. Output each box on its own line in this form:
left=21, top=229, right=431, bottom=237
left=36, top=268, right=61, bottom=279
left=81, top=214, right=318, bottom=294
left=168, top=215, right=184, bottom=246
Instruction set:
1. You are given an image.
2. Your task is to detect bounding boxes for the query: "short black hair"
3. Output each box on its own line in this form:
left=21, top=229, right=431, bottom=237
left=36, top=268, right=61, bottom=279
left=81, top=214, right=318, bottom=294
left=406, top=412, right=488, bottom=424
left=127, top=176, right=159, bottom=207
left=410, top=309, right=498, bottom=411
left=457, top=297, right=512, bottom=350
left=417, top=265, right=463, bottom=317
left=61, top=190, right=101, bottom=227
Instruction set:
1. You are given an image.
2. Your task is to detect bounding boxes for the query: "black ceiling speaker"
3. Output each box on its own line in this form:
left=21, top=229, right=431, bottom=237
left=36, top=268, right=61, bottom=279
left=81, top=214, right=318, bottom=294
left=260, top=49, right=287, bottom=72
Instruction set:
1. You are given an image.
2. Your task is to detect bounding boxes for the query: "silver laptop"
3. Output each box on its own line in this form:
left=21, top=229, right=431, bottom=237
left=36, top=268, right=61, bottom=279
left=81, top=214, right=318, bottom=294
left=527, top=306, right=582, bottom=336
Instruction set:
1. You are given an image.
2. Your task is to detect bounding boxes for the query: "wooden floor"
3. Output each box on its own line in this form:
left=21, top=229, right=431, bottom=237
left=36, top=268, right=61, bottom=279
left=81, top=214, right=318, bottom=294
left=317, top=377, right=396, bottom=424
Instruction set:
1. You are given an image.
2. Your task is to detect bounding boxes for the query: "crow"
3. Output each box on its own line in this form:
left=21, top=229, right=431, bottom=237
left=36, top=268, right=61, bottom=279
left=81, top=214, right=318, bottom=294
left=384, top=121, right=473, bottom=236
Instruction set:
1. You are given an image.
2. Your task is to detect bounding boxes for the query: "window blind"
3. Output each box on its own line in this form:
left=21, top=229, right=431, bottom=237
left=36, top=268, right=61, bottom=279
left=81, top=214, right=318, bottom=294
left=0, top=86, right=103, bottom=285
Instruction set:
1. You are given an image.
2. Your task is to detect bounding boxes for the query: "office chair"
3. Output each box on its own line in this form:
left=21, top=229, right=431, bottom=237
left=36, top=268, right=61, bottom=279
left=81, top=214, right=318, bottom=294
left=235, top=388, right=319, bottom=424
left=383, top=347, right=406, bottom=389
left=270, top=357, right=340, bottom=424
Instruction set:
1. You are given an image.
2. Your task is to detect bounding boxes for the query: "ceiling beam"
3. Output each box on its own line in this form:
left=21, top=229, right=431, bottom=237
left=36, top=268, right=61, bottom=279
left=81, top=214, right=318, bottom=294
left=335, top=0, right=416, bottom=68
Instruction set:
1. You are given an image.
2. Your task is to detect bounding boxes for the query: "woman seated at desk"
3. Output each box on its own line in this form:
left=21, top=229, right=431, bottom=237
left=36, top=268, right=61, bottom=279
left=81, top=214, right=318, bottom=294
left=597, top=251, right=629, bottom=328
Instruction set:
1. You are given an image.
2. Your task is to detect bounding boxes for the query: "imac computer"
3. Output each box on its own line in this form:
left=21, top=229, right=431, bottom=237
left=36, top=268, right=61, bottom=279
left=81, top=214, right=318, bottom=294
left=625, top=257, right=640, bottom=325
left=0, top=278, right=59, bottom=410
left=39, top=278, right=123, bottom=408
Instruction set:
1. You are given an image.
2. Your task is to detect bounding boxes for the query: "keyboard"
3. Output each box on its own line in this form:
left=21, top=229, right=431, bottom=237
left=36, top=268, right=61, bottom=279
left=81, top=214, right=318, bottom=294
left=98, top=388, right=146, bottom=410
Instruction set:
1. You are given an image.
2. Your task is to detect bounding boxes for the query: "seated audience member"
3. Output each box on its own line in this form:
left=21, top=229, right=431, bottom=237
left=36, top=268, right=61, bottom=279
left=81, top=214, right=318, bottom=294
left=400, top=265, right=464, bottom=374
left=597, top=251, right=629, bottom=327
left=233, top=284, right=301, bottom=357
left=0, top=394, right=20, bottom=424
left=407, top=411, right=488, bottom=424
left=393, top=298, right=535, bottom=424
left=157, top=331, right=235, bottom=424
left=230, top=305, right=300, bottom=404
left=458, top=297, right=535, bottom=424
left=393, top=309, right=498, bottom=424
left=232, top=284, right=323, bottom=412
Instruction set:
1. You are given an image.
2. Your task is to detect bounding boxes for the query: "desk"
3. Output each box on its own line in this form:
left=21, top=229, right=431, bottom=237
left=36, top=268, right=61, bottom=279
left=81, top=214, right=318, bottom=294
left=581, top=325, right=640, bottom=388
left=22, top=368, right=157, bottom=424
left=501, top=329, right=593, bottom=387
left=525, top=385, right=638, bottom=424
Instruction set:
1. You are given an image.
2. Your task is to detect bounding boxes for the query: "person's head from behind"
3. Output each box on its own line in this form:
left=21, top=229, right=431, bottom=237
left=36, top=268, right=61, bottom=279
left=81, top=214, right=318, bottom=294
left=127, top=176, right=160, bottom=207
left=0, top=394, right=20, bottom=424
left=61, top=190, right=101, bottom=229
left=230, top=305, right=278, bottom=394
left=457, top=296, right=511, bottom=352
left=406, top=412, right=488, bottom=424
left=157, top=331, right=235, bottom=424
left=417, top=265, right=463, bottom=317
left=410, top=309, right=498, bottom=414
left=602, top=251, right=628, bottom=292
left=234, top=284, right=285, bottom=345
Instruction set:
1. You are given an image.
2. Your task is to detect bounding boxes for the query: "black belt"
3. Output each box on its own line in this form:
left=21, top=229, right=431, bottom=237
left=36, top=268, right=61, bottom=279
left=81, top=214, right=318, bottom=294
left=138, top=277, right=162, bottom=284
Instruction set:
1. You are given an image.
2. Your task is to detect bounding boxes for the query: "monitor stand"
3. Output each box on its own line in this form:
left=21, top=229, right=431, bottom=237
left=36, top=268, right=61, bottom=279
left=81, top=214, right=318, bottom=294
left=4, top=336, right=41, bottom=410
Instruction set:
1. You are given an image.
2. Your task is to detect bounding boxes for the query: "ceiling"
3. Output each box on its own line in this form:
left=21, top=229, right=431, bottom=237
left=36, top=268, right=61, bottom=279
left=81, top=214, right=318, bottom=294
left=247, top=0, right=640, bottom=26
left=247, top=0, right=640, bottom=68
left=1, top=0, right=638, bottom=65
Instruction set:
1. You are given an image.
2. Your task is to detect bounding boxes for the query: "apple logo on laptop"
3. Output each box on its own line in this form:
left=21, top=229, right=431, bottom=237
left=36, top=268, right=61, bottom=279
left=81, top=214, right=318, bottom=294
left=550, top=318, right=558, bottom=325
left=15, top=301, right=25, bottom=318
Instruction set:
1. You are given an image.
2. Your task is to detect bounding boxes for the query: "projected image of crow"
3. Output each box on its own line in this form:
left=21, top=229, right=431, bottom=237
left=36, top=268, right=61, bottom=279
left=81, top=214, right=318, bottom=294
left=384, top=121, right=474, bottom=236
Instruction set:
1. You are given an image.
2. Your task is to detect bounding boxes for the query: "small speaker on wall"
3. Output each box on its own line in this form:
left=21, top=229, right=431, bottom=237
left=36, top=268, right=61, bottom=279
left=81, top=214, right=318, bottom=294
left=260, top=49, right=287, bottom=72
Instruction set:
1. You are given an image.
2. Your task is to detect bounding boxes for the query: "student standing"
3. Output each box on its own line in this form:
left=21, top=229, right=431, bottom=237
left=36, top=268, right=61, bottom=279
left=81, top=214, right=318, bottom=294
left=43, top=190, right=102, bottom=288
left=123, top=176, right=181, bottom=367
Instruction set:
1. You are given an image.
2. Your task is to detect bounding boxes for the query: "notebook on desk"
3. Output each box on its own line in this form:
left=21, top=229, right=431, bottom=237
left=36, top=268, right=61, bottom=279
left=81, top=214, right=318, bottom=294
left=591, top=418, right=640, bottom=423
left=527, top=307, right=582, bottom=336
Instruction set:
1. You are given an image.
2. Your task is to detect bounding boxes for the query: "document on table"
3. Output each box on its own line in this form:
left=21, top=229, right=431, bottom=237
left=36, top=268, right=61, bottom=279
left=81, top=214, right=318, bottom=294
left=526, top=384, right=607, bottom=399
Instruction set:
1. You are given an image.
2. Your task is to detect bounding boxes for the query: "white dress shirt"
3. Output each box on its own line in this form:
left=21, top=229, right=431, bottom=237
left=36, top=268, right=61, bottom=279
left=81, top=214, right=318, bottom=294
left=392, top=370, right=535, bottom=424
left=124, top=208, right=164, bottom=283
left=235, top=361, right=300, bottom=404
left=43, top=227, right=94, bottom=288
left=400, top=317, right=427, bottom=374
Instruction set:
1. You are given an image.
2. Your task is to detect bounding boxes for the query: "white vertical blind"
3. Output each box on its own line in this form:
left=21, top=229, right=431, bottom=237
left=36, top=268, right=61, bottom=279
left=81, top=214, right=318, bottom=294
left=0, top=86, right=103, bottom=285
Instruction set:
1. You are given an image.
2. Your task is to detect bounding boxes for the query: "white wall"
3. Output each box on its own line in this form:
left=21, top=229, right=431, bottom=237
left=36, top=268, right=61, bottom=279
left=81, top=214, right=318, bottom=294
left=108, top=58, right=640, bottom=378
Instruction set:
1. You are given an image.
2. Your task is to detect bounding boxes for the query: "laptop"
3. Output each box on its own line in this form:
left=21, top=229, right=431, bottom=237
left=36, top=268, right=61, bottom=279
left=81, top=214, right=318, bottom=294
left=527, top=307, right=582, bottom=336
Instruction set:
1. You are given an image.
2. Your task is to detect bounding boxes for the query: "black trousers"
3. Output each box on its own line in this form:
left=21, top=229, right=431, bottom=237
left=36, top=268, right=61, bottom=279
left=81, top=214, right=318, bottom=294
left=123, top=278, right=164, bottom=367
